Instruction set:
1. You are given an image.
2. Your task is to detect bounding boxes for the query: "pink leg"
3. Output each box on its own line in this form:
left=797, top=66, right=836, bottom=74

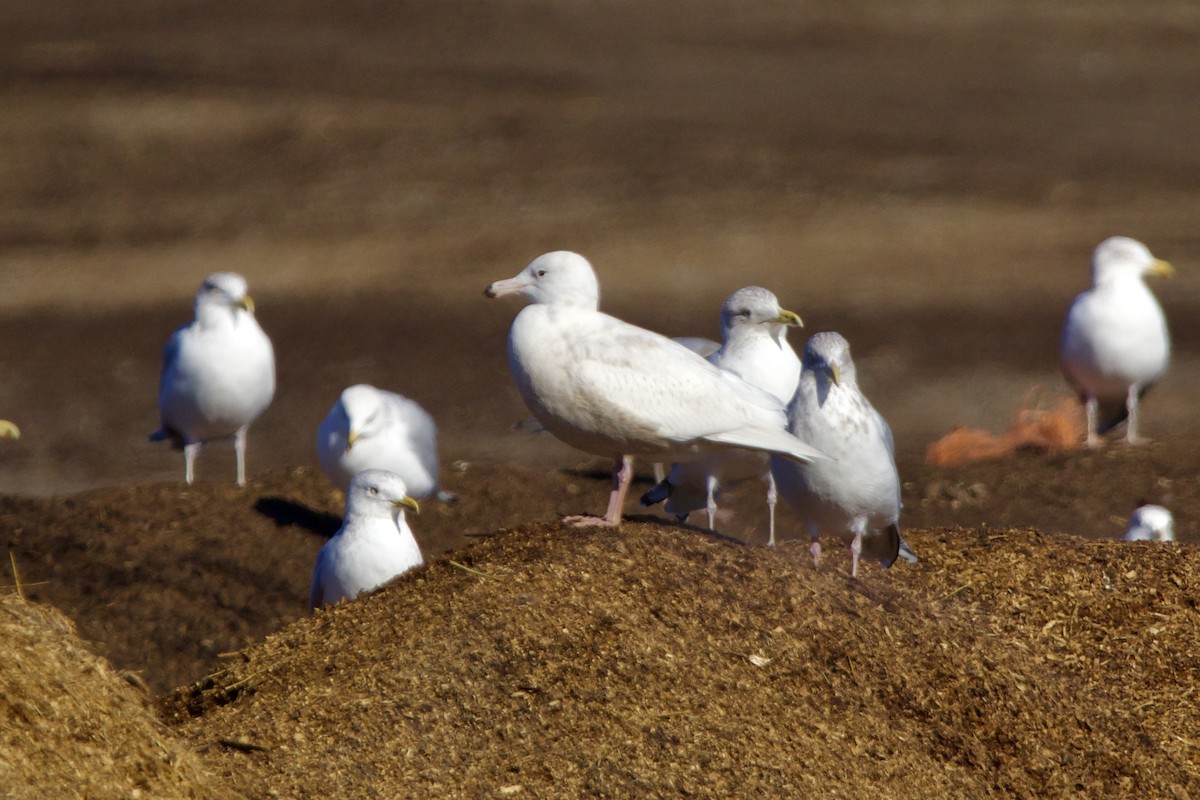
left=1085, top=397, right=1101, bottom=449
left=1126, top=385, right=1146, bottom=445
left=766, top=472, right=778, bottom=548
left=849, top=531, right=862, bottom=579
left=807, top=523, right=821, bottom=567
left=565, top=455, right=633, bottom=528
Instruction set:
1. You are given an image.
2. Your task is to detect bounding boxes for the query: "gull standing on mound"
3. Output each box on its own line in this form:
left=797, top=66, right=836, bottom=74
left=771, top=332, right=915, bottom=578
left=485, top=251, right=825, bottom=527
left=1123, top=504, right=1175, bottom=542
left=641, top=286, right=803, bottom=545
left=310, top=468, right=423, bottom=609
left=1060, top=236, right=1173, bottom=447
left=151, top=273, right=275, bottom=486
left=316, top=384, right=450, bottom=501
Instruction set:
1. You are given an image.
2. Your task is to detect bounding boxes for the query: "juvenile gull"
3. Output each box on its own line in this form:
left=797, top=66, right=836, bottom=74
left=1060, top=237, right=1173, bottom=447
left=1123, top=504, right=1175, bottom=542
left=151, top=273, right=275, bottom=486
left=310, top=468, right=423, bottom=609
left=641, top=286, right=803, bottom=545
left=485, top=251, right=824, bottom=527
left=316, top=384, right=449, bottom=501
left=771, top=332, right=915, bottom=577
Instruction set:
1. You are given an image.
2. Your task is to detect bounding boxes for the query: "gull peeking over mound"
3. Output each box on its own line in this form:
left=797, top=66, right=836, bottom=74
left=310, top=468, right=424, bottom=610
left=771, top=332, right=916, bottom=578
left=641, top=286, right=803, bottom=545
left=485, top=251, right=825, bottom=527
left=316, top=384, right=450, bottom=501
left=150, top=272, right=276, bottom=486
left=1123, top=504, right=1175, bottom=543
left=1060, top=236, right=1172, bottom=447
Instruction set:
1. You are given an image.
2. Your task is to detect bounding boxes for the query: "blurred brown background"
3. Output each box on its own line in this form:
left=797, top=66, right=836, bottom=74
left=0, top=0, right=1197, bottom=500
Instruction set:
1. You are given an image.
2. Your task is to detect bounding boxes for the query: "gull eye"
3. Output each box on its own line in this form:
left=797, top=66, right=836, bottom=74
left=367, top=486, right=378, bottom=495
left=536, top=268, right=547, bottom=278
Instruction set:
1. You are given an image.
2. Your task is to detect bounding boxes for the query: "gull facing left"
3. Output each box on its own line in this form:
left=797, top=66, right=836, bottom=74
left=310, top=468, right=424, bottom=609
left=151, top=273, right=275, bottom=486
left=485, top=251, right=824, bottom=527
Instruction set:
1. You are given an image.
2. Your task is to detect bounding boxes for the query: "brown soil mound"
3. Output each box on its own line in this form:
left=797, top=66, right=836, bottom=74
left=164, top=523, right=1198, bottom=798
left=0, top=462, right=621, bottom=695
left=0, top=593, right=234, bottom=799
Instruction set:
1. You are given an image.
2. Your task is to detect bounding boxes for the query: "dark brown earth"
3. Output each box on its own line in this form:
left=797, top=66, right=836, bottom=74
left=3, top=1, right=1200, bottom=796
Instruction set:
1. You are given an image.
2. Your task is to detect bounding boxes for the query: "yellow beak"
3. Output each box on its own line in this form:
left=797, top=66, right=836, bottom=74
left=393, top=496, right=420, bottom=514
left=0, top=420, right=19, bottom=440
left=1149, top=259, right=1175, bottom=278
left=771, top=309, right=804, bottom=327
left=830, top=364, right=841, bottom=387
left=346, top=430, right=360, bottom=451
left=238, top=295, right=256, bottom=314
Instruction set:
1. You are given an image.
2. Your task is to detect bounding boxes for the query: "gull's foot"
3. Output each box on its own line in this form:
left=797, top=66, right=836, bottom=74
left=1124, top=435, right=1151, bottom=446
left=809, top=540, right=822, bottom=568
left=563, top=514, right=620, bottom=528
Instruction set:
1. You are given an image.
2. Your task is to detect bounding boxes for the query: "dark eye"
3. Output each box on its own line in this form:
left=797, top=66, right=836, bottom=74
left=536, top=269, right=547, bottom=277
left=368, top=486, right=378, bottom=495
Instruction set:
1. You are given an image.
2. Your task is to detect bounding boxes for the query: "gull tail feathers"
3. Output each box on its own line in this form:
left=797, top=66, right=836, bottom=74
left=702, top=427, right=825, bottom=464
left=870, top=522, right=904, bottom=569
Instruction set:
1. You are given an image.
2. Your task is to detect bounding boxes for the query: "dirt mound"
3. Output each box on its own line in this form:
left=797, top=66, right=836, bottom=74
left=0, top=593, right=234, bottom=799
left=0, top=461, right=640, bottom=694
left=164, top=522, right=1198, bottom=798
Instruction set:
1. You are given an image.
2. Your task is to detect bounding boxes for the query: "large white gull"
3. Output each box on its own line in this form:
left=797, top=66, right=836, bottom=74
left=641, top=286, right=803, bottom=545
left=1060, top=236, right=1172, bottom=447
left=151, top=272, right=275, bottom=486
left=485, top=251, right=825, bottom=527
left=316, top=384, right=448, bottom=501
left=310, top=468, right=424, bottom=609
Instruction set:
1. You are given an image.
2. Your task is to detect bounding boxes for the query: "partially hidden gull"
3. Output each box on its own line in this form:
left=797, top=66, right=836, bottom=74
left=771, top=331, right=916, bottom=577
left=1123, top=504, right=1175, bottom=542
left=0, top=421, right=18, bottom=440
left=316, top=384, right=450, bottom=501
left=310, top=468, right=423, bottom=609
left=641, top=286, right=803, bottom=545
left=151, top=273, right=275, bottom=486
left=485, top=251, right=825, bottom=527
left=1060, top=236, right=1173, bottom=447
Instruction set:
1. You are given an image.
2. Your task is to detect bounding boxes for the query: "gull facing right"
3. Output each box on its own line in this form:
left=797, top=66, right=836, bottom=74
left=1060, top=236, right=1172, bottom=447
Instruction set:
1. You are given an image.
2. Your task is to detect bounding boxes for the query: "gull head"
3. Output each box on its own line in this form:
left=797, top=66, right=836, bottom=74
left=485, top=251, right=600, bottom=310
left=195, top=272, right=256, bottom=318
left=803, top=331, right=855, bottom=389
left=339, top=384, right=385, bottom=450
left=346, top=468, right=420, bottom=522
left=720, top=286, right=803, bottom=340
left=1091, top=237, right=1174, bottom=287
